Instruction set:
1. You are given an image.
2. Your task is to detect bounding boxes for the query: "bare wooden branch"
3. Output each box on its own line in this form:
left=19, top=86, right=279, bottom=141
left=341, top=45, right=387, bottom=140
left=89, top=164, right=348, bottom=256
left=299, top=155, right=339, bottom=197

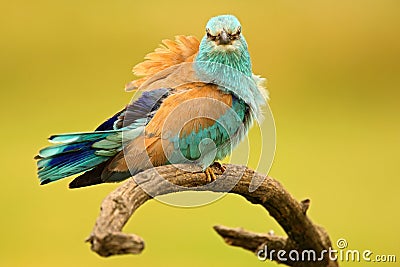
left=87, top=164, right=338, bottom=267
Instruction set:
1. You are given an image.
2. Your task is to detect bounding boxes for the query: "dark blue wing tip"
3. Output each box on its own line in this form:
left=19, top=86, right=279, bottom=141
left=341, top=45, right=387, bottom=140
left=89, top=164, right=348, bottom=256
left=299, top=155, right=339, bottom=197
left=95, top=109, right=125, bottom=131
left=48, top=135, right=57, bottom=141
left=40, top=179, right=51, bottom=185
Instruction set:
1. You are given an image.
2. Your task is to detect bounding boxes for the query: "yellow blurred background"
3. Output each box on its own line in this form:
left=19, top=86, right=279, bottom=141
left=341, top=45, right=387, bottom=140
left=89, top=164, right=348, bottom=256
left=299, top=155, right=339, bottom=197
left=1, top=0, right=399, bottom=266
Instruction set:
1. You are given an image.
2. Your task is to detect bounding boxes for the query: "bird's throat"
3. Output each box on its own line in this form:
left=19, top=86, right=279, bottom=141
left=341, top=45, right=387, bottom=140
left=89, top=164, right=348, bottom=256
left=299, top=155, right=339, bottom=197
left=198, top=53, right=251, bottom=78
left=196, top=39, right=252, bottom=78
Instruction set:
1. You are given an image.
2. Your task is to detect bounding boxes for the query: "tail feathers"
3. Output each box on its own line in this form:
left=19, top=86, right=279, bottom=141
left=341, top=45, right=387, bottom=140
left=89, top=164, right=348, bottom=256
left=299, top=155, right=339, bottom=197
left=48, top=131, right=114, bottom=144
left=68, top=161, right=109, bottom=188
left=39, top=152, right=108, bottom=185
left=36, top=131, right=118, bottom=185
left=36, top=142, right=93, bottom=161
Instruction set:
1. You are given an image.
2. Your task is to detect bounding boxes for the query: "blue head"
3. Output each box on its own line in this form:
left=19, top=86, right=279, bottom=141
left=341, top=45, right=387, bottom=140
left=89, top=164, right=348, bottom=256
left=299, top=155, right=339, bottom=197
left=196, top=15, right=252, bottom=77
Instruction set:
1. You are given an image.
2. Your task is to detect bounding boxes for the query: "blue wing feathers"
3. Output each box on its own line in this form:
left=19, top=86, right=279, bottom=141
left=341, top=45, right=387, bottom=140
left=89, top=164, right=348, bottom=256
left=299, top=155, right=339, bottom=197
left=37, top=138, right=110, bottom=184
left=95, top=110, right=125, bottom=131
left=36, top=88, right=170, bottom=185
left=38, top=142, right=93, bottom=158
left=123, top=88, right=170, bottom=126
left=49, top=131, right=114, bottom=143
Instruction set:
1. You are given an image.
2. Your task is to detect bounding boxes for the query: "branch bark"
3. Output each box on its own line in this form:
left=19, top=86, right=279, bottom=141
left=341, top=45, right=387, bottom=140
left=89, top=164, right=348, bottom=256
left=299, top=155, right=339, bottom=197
left=87, top=164, right=338, bottom=267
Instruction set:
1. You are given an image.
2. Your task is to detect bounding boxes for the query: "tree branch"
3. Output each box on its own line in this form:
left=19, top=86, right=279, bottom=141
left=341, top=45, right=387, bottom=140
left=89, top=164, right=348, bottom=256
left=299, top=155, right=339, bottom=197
left=86, top=164, right=338, bottom=267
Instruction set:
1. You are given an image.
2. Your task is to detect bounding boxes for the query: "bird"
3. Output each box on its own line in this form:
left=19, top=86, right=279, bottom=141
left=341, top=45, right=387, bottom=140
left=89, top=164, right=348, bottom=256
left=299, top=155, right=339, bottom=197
left=35, top=14, right=268, bottom=188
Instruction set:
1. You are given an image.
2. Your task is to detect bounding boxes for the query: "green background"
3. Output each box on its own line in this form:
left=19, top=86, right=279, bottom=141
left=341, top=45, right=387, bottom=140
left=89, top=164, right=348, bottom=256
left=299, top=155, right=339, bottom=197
left=1, top=0, right=399, bottom=266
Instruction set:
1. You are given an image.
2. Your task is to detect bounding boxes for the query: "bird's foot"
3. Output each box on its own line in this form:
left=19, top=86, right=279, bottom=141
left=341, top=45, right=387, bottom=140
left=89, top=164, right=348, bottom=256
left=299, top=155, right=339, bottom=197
left=212, top=161, right=226, bottom=173
left=204, top=162, right=226, bottom=182
left=205, top=167, right=217, bottom=182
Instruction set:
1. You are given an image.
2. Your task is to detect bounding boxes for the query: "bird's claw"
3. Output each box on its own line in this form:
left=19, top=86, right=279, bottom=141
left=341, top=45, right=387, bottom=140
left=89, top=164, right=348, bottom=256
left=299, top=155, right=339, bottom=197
left=205, top=167, right=217, bottom=182
left=213, top=161, right=226, bottom=173
left=204, top=162, right=226, bottom=182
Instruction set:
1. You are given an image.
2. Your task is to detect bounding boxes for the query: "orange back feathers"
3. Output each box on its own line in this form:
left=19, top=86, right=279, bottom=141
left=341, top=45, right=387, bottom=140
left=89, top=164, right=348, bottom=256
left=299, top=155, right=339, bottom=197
left=125, top=35, right=200, bottom=91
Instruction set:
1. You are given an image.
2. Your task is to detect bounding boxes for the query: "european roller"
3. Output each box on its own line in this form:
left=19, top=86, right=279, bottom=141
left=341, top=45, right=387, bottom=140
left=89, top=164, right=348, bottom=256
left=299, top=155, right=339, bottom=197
left=35, top=15, right=268, bottom=188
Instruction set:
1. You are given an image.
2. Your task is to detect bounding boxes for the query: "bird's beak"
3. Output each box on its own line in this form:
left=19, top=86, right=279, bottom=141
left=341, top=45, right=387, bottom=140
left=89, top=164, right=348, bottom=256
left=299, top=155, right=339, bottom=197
left=218, top=30, right=231, bottom=45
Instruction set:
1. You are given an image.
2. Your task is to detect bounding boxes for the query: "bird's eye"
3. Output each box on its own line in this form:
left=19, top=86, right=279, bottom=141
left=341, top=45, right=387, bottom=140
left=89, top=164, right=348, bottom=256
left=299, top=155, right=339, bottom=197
left=233, top=27, right=241, bottom=36
left=206, top=28, right=217, bottom=41
left=229, top=27, right=242, bottom=40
